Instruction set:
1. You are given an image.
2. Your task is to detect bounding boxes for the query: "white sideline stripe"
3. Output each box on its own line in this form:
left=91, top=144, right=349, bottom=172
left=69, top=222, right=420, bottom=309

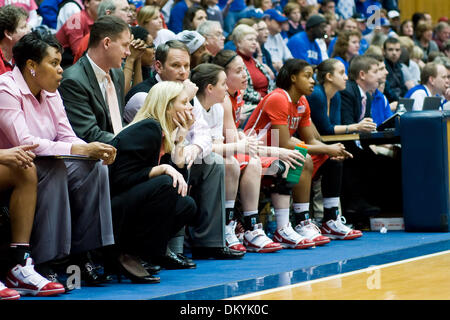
left=226, top=249, right=450, bottom=300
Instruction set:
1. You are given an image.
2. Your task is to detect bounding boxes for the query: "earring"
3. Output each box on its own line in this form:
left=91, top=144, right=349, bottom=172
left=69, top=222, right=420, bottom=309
left=30, top=69, right=36, bottom=77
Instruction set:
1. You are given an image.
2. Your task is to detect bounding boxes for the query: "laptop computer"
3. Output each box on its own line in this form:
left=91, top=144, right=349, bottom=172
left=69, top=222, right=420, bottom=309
left=397, top=98, right=414, bottom=112
left=377, top=112, right=400, bottom=131
left=422, top=96, right=442, bottom=110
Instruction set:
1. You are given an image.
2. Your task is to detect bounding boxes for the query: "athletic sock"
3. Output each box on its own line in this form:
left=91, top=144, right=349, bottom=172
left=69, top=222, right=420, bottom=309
left=274, top=208, right=290, bottom=229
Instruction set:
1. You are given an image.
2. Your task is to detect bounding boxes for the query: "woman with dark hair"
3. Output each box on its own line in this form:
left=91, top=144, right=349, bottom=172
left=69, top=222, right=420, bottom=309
left=190, top=62, right=283, bottom=253
left=183, top=5, right=208, bottom=31
left=245, top=59, right=361, bottom=242
left=411, top=12, right=427, bottom=31
left=168, top=0, right=201, bottom=33
left=308, top=58, right=376, bottom=135
left=399, top=20, right=414, bottom=38
left=331, top=30, right=362, bottom=74
left=212, top=51, right=309, bottom=251
left=0, top=31, right=117, bottom=288
left=130, top=25, right=155, bottom=80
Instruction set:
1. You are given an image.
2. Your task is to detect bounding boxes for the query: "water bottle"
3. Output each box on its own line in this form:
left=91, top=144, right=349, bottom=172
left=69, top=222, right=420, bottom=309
left=286, top=144, right=308, bottom=184
left=397, top=103, right=406, bottom=114
left=265, top=207, right=277, bottom=239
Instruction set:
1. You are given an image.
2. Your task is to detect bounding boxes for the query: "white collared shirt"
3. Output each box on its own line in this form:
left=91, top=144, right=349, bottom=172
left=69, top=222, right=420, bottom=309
left=357, top=84, right=367, bottom=103
left=86, top=54, right=108, bottom=102
left=193, top=96, right=224, bottom=142
left=411, top=85, right=432, bottom=111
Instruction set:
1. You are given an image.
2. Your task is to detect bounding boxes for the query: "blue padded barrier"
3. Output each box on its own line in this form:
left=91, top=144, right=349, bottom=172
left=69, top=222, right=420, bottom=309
left=400, top=110, right=450, bottom=232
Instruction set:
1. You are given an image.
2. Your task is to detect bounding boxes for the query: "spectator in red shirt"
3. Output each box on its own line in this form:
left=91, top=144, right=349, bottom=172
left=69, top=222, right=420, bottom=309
left=232, top=24, right=274, bottom=105
left=0, top=5, right=30, bottom=74
left=56, top=0, right=102, bottom=68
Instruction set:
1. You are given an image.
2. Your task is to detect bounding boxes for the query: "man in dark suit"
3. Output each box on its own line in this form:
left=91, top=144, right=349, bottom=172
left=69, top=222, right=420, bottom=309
left=59, top=15, right=130, bottom=144
left=340, top=55, right=381, bottom=225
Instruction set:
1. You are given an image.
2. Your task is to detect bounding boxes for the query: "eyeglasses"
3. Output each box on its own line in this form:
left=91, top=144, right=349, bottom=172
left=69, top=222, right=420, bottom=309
left=208, top=31, right=224, bottom=38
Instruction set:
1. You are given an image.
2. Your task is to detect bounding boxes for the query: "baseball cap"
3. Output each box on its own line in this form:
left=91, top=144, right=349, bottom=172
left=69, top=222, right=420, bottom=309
left=305, top=14, right=327, bottom=30
left=264, top=9, right=288, bottom=23
left=388, top=10, right=400, bottom=19
left=245, top=9, right=270, bottom=20
left=353, top=12, right=366, bottom=22
left=176, top=31, right=205, bottom=54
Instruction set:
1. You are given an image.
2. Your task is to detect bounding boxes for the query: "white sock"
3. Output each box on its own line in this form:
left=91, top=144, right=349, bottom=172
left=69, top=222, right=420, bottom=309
left=225, top=200, right=235, bottom=209
left=323, top=197, right=340, bottom=209
left=274, top=208, right=290, bottom=229
left=243, top=210, right=258, bottom=217
left=293, top=203, right=310, bottom=213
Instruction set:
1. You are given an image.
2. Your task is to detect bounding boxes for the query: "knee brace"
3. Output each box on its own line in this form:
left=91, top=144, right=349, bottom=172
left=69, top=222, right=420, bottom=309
left=269, top=178, right=294, bottom=195
left=267, top=161, right=294, bottom=195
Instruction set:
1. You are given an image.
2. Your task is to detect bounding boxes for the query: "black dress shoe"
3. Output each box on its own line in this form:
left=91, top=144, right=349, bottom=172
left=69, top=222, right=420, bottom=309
left=154, top=250, right=196, bottom=269
left=191, top=247, right=245, bottom=260
left=140, top=259, right=161, bottom=275
left=80, top=261, right=107, bottom=286
left=117, top=253, right=160, bottom=284
left=176, top=253, right=196, bottom=268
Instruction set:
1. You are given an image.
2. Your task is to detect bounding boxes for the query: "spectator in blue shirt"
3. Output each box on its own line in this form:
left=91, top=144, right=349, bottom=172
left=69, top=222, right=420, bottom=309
left=355, top=0, right=381, bottom=20
left=363, top=52, right=394, bottom=125
left=327, top=18, right=369, bottom=57
left=287, top=14, right=327, bottom=65
left=331, top=29, right=362, bottom=74
left=218, top=0, right=248, bottom=34
left=168, top=0, right=201, bottom=34
left=308, top=58, right=375, bottom=135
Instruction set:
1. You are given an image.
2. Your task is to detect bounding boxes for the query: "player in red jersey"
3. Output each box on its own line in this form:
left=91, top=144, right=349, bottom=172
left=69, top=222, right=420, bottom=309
left=245, top=59, right=362, bottom=242
left=212, top=50, right=318, bottom=250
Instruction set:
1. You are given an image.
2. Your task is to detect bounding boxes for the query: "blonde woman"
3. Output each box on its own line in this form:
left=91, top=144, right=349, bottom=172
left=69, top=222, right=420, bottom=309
left=108, top=81, right=198, bottom=282
left=411, top=45, right=426, bottom=70
left=138, top=5, right=176, bottom=48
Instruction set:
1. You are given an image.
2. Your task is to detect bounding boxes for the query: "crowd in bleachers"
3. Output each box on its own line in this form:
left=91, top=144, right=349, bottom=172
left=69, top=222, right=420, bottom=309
left=0, top=0, right=449, bottom=300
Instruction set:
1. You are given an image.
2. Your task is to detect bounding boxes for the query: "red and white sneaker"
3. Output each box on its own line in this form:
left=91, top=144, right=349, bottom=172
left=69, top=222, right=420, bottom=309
left=243, top=223, right=283, bottom=253
left=225, top=220, right=247, bottom=252
left=5, top=258, right=65, bottom=297
left=320, top=215, right=363, bottom=240
left=0, top=281, right=20, bottom=300
left=273, top=223, right=315, bottom=249
left=295, top=219, right=331, bottom=246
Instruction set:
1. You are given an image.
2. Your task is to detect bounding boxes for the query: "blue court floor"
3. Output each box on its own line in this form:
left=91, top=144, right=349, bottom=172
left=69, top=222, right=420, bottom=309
left=21, top=231, right=450, bottom=300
